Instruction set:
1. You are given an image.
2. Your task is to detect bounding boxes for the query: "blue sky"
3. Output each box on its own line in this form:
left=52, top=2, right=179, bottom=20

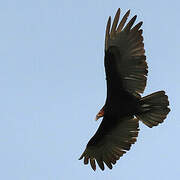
left=0, top=0, right=179, bottom=179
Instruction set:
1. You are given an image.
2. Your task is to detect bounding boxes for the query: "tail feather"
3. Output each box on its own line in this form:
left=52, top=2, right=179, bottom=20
left=136, top=91, right=170, bottom=128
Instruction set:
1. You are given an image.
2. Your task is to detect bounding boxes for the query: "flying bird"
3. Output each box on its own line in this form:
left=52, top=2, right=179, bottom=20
left=79, top=8, right=170, bottom=171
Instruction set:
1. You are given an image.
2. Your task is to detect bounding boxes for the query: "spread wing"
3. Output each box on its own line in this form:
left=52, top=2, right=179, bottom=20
left=79, top=9, right=146, bottom=171
left=105, top=8, right=148, bottom=97
left=79, top=116, right=139, bottom=171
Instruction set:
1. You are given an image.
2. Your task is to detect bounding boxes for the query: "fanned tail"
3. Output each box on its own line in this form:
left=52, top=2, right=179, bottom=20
left=136, top=91, right=170, bottom=128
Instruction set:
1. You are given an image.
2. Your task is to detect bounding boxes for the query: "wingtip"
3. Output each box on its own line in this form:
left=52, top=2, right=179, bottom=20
left=78, top=156, right=83, bottom=160
left=140, top=21, right=143, bottom=25
left=116, top=8, right=120, bottom=16
left=131, top=15, right=137, bottom=23
left=105, top=16, right=111, bottom=50
left=126, top=9, right=131, bottom=18
left=101, top=167, right=105, bottom=171
left=90, top=158, right=96, bottom=171
left=79, top=150, right=86, bottom=160
left=108, top=16, right=111, bottom=23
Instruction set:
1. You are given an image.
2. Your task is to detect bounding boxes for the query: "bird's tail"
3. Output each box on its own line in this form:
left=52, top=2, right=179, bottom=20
left=136, top=91, right=170, bottom=128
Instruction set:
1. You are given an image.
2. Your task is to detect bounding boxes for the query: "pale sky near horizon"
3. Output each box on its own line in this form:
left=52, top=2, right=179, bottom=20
left=0, top=0, right=179, bottom=179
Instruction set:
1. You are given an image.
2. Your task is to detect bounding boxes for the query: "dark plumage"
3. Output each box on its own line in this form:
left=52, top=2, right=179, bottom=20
left=79, top=9, right=170, bottom=171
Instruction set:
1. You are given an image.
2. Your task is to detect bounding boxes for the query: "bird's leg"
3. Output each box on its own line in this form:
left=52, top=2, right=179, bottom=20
left=95, top=106, right=105, bottom=121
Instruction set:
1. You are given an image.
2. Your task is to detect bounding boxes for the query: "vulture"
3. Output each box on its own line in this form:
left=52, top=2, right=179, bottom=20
left=79, top=8, right=170, bottom=171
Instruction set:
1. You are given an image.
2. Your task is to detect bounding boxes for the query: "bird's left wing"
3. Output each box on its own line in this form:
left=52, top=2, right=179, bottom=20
left=105, top=9, right=148, bottom=97
left=79, top=116, right=139, bottom=171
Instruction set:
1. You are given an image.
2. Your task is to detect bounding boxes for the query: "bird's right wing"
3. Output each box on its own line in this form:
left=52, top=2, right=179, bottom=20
left=105, top=9, right=148, bottom=97
left=79, top=116, right=139, bottom=171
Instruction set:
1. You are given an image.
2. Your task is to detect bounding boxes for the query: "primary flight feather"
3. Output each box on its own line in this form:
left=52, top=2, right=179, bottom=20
left=79, top=8, right=170, bottom=171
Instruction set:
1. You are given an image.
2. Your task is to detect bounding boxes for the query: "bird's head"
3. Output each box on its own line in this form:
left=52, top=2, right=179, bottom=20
left=95, top=106, right=105, bottom=121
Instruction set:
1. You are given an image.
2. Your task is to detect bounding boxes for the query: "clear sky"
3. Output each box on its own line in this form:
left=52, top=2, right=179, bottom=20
left=0, top=0, right=179, bottom=179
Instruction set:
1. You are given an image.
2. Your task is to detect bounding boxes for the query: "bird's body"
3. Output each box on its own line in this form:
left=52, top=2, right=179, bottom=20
left=87, top=70, right=140, bottom=148
left=104, top=46, right=141, bottom=118
left=79, top=9, right=170, bottom=171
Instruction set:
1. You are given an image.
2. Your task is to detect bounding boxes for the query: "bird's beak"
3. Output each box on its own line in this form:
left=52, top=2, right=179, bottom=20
left=95, top=107, right=105, bottom=121
left=95, top=115, right=100, bottom=121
